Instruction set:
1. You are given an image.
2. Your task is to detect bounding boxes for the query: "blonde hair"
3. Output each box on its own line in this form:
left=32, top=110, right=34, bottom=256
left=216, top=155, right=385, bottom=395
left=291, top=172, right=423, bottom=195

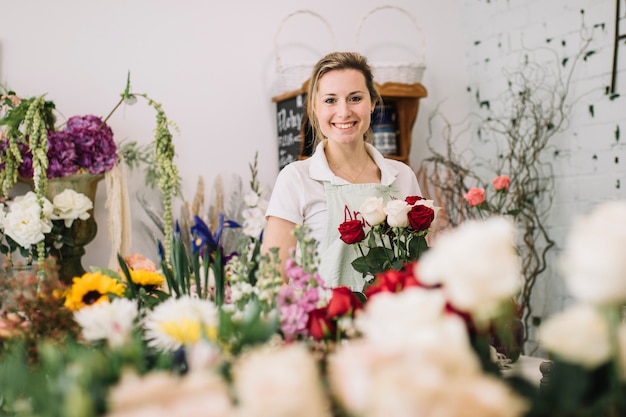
left=306, top=52, right=382, bottom=146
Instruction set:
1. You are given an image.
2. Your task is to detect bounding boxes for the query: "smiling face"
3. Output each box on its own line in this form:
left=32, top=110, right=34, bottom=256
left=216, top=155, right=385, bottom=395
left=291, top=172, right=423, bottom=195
left=313, top=69, right=376, bottom=146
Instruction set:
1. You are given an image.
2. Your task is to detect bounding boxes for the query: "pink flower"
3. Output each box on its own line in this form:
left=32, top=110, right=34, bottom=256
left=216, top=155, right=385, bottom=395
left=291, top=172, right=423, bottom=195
left=124, top=253, right=157, bottom=272
left=492, top=175, right=511, bottom=191
left=463, top=188, right=486, bottom=207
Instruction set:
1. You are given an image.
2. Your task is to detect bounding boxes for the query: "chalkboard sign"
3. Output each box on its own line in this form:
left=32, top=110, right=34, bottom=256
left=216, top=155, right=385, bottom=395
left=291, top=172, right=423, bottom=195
left=275, top=92, right=307, bottom=170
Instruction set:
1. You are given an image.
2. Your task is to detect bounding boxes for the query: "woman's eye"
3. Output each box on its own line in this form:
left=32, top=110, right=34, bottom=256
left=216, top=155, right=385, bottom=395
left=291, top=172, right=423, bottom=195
left=324, top=98, right=336, bottom=104
left=350, top=96, right=363, bottom=103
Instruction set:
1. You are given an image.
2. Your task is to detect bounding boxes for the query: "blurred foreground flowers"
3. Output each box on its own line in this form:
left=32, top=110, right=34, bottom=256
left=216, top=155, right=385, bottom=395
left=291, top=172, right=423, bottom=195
left=2, top=200, right=626, bottom=417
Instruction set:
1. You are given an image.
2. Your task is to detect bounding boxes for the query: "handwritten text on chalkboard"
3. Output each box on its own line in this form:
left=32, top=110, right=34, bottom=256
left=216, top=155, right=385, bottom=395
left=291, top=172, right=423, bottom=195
left=275, top=93, right=306, bottom=170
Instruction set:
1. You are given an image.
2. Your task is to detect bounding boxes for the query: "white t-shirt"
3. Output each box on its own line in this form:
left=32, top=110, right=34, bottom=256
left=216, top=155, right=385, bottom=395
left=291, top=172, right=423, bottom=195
left=266, top=141, right=422, bottom=288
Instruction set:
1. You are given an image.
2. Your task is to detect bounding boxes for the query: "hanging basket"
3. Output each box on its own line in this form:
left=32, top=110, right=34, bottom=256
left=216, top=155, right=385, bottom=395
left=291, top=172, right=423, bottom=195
left=274, top=10, right=336, bottom=95
left=356, top=5, right=427, bottom=85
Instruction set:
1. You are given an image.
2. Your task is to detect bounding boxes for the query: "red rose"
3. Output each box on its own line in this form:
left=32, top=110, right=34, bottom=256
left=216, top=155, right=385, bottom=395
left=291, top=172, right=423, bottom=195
left=307, top=307, right=336, bottom=340
left=463, top=187, right=485, bottom=207
left=405, top=195, right=425, bottom=205
left=407, top=204, right=435, bottom=232
left=338, top=219, right=365, bottom=244
left=365, top=266, right=419, bottom=298
left=326, top=286, right=363, bottom=319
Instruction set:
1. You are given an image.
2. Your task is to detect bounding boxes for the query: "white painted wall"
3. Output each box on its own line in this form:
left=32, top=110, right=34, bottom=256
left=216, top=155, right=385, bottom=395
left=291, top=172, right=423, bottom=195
left=0, top=0, right=471, bottom=265
left=460, top=0, right=625, bottom=351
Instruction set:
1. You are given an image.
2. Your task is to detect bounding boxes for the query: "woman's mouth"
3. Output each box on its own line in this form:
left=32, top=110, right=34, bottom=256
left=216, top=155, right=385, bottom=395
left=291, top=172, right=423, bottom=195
left=333, top=122, right=357, bottom=129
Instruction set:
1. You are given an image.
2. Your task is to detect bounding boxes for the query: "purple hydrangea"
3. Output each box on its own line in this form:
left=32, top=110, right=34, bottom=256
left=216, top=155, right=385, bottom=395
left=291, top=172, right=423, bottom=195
left=65, top=115, right=117, bottom=175
left=16, top=115, right=117, bottom=179
left=46, top=130, right=79, bottom=178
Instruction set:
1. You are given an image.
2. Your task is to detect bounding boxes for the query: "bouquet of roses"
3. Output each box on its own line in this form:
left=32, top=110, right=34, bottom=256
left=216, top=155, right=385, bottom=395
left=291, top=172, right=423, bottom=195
left=338, top=195, right=439, bottom=278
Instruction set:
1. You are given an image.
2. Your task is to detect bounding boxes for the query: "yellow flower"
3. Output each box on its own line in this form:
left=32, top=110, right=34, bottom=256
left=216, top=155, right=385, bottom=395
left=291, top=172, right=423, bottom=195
left=64, top=271, right=125, bottom=311
left=129, top=269, right=165, bottom=288
left=159, top=319, right=217, bottom=346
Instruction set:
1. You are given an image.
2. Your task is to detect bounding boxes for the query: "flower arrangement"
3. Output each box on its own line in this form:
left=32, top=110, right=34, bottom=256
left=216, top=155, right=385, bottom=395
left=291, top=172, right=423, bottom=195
left=0, top=189, right=93, bottom=265
left=5, top=199, right=626, bottom=417
left=0, top=74, right=181, bottom=269
left=338, top=195, right=439, bottom=279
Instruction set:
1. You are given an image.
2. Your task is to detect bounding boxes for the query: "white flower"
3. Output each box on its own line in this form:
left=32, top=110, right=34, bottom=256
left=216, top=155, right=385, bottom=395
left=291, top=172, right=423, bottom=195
left=142, top=295, right=219, bottom=351
left=244, top=191, right=260, bottom=207
left=356, top=287, right=472, bottom=352
left=416, top=216, right=521, bottom=327
left=11, top=191, right=53, bottom=218
left=51, top=189, right=93, bottom=227
left=560, top=201, right=626, bottom=305
left=384, top=199, right=411, bottom=228
left=328, top=338, right=496, bottom=417
left=3, top=193, right=53, bottom=248
left=107, top=369, right=233, bottom=417
left=538, top=303, right=611, bottom=369
left=359, top=197, right=386, bottom=226
left=73, top=298, right=138, bottom=348
left=242, top=206, right=266, bottom=238
left=232, top=343, right=331, bottom=417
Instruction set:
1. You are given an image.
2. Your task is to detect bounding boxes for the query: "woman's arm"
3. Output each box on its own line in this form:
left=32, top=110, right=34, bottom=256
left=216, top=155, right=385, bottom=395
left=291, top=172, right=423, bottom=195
left=262, top=216, right=297, bottom=284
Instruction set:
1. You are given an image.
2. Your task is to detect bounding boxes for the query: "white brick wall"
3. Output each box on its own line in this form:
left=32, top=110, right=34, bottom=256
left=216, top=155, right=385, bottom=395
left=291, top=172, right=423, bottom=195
left=459, top=0, right=625, bottom=349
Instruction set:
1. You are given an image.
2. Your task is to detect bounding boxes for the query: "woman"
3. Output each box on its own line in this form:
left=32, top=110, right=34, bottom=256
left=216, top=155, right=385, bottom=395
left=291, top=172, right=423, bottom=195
left=263, top=51, right=422, bottom=291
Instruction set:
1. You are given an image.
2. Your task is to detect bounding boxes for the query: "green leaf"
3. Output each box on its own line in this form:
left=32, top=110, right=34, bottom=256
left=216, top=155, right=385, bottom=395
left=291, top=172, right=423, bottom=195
left=351, top=246, right=395, bottom=274
left=408, top=235, right=429, bottom=260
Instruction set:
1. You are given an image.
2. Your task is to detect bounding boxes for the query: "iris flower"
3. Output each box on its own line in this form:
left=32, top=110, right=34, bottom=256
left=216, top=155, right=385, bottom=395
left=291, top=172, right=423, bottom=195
left=190, top=214, right=240, bottom=254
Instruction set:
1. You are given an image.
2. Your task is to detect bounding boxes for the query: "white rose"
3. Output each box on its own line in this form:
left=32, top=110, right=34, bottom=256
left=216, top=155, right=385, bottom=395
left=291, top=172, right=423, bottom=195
left=538, top=303, right=611, bottom=369
left=232, top=343, right=331, bottom=417
left=416, top=216, right=521, bottom=326
left=560, top=201, right=626, bottom=305
left=356, top=288, right=471, bottom=353
left=3, top=204, right=52, bottom=248
left=359, top=196, right=386, bottom=226
left=51, top=189, right=93, bottom=227
left=384, top=199, right=411, bottom=228
left=11, top=191, right=53, bottom=219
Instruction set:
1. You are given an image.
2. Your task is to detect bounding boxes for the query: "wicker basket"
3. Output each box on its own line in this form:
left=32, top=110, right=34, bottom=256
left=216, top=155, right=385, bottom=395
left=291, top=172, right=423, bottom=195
left=356, top=5, right=427, bottom=85
left=274, top=10, right=336, bottom=95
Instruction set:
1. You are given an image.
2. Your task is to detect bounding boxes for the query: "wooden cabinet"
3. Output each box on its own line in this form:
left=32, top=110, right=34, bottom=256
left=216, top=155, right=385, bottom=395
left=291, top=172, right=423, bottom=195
left=272, top=81, right=427, bottom=169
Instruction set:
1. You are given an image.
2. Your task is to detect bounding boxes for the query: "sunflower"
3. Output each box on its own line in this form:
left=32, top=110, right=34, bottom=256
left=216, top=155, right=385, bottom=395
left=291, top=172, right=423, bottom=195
left=64, top=271, right=126, bottom=311
left=129, top=269, right=165, bottom=289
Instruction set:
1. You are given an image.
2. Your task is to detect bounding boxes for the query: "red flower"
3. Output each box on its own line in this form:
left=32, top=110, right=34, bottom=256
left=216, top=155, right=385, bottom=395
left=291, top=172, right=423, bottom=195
left=364, top=264, right=423, bottom=298
left=307, top=307, right=336, bottom=340
left=326, top=287, right=363, bottom=319
left=407, top=204, right=435, bottom=232
left=463, top=187, right=485, bottom=207
left=338, top=219, right=365, bottom=244
left=405, top=195, right=425, bottom=205
left=492, top=175, right=511, bottom=191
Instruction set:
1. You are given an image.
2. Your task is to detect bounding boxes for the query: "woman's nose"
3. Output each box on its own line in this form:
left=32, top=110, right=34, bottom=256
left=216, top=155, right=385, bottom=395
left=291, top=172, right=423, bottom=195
left=336, top=100, right=351, bottom=118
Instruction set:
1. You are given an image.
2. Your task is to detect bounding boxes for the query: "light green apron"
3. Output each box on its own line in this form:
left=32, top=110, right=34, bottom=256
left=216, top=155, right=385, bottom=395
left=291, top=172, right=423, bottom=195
left=319, top=181, right=399, bottom=291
